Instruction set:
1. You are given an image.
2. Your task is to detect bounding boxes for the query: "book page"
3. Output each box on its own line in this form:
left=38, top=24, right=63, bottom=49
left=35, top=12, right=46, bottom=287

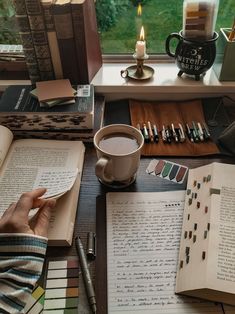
left=32, top=167, right=78, bottom=198
left=0, top=139, right=82, bottom=216
left=176, top=162, right=235, bottom=304
left=0, top=125, right=13, bottom=169
left=106, top=191, right=223, bottom=314
left=207, top=163, right=235, bottom=294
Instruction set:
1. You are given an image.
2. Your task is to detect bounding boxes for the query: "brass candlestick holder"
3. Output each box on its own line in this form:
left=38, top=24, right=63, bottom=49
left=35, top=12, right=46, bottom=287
left=121, top=53, right=154, bottom=80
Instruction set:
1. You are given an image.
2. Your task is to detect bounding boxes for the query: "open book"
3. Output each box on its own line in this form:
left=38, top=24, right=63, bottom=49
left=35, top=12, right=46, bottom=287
left=0, top=125, right=85, bottom=246
left=104, top=191, right=223, bottom=314
left=176, top=162, right=235, bottom=306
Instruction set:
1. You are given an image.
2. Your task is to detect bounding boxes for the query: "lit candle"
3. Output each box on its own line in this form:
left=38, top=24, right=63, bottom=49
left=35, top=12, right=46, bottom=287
left=135, top=26, right=146, bottom=59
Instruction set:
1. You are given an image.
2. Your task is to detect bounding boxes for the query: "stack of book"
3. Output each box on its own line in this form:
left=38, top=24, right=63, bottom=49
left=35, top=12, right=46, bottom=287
left=13, top=0, right=102, bottom=84
left=32, top=79, right=77, bottom=108
left=0, top=84, right=105, bottom=142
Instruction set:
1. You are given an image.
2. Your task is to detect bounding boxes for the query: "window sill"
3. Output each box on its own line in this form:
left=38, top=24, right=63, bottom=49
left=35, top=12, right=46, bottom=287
left=91, top=63, right=235, bottom=101
left=0, top=62, right=235, bottom=101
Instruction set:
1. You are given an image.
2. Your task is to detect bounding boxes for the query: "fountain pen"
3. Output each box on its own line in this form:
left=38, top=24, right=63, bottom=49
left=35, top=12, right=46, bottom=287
left=75, top=236, right=97, bottom=313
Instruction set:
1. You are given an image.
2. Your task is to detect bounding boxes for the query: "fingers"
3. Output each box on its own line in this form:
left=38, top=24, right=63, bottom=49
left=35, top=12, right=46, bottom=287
left=0, top=188, right=48, bottom=235
left=1, top=202, right=16, bottom=219
left=32, top=199, right=56, bottom=237
left=13, top=188, right=47, bottom=218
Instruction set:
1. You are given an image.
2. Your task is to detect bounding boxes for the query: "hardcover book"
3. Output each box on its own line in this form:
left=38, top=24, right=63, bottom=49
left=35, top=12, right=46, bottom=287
left=176, top=162, right=235, bottom=305
left=0, top=125, right=85, bottom=246
left=71, top=0, right=102, bottom=84
left=41, top=0, right=64, bottom=79
left=12, top=95, right=105, bottom=143
left=35, top=79, right=74, bottom=102
left=52, top=0, right=80, bottom=84
left=12, top=0, right=41, bottom=83
left=0, top=84, right=95, bottom=131
left=25, top=0, right=54, bottom=80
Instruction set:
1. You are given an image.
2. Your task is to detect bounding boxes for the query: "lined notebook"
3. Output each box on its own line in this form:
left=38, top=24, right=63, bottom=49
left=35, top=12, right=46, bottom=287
left=96, top=192, right=224, bottom=314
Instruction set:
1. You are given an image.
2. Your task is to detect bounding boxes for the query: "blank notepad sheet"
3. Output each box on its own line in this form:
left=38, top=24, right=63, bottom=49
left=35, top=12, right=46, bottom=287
left=106, top=191, right=223, bottom=314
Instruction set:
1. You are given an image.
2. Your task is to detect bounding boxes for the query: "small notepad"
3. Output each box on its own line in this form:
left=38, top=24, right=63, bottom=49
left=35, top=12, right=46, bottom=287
left=36, top=79, right=74, bottom=102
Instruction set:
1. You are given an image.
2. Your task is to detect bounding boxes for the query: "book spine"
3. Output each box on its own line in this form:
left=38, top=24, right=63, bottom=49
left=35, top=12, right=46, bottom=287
left=71, top=2, right=87, bottom=84
left=41, top=1, right=63, bottom=79
left=71, top=0, right=102, bottom=84
left=25, top=0, right=55, bottom=80
left=52, top=1, right=80, bottom=84
left=12, top=0, right=41, bottom=84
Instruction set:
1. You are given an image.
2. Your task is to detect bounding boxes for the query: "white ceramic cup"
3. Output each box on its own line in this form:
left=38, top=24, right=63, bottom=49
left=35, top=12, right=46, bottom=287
left=94, top=124, right=144, bottom=187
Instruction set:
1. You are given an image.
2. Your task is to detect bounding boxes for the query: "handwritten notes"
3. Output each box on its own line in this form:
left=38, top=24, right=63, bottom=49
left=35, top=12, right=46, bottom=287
left=106, top=191, right=222, bottom=314
left=33, top=168, right=78, bottom=198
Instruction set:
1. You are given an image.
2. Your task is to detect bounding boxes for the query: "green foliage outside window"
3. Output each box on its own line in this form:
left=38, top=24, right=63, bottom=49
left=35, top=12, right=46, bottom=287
left=0, top=0, right=20, bottom=44
left=97, top=0, right=235, bottom=54
left=95, top=0, right=130, bottom=32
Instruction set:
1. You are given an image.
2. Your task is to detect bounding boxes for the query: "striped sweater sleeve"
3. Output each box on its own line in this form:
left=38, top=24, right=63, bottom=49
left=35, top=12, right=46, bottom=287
left=0, top=233, right=47, bottom=314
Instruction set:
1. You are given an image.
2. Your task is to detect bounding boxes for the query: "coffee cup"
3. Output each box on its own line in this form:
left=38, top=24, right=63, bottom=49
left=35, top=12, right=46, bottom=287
left=94, top=124, right=144, bottom=188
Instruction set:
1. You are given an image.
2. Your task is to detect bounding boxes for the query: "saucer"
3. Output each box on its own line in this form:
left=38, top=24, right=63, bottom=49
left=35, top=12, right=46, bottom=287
left=98, top=174, right=136, bottom=189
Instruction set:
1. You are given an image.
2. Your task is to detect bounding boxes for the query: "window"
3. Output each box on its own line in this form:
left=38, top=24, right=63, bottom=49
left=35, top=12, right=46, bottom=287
left=96, top=0, right=235, bottom=54
left=0, top=0, right=234, bottom=54
left=0, top=0, right=20, bottom=44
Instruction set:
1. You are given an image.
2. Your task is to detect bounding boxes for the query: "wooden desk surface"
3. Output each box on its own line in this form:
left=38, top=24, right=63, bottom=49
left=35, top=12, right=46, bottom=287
left=47, top=144, right=235, bottom=258
left=45, top=144, right=235, bottom=313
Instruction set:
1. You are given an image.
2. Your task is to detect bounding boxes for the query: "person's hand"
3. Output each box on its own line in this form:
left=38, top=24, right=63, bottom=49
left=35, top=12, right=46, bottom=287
left=0, top=188, right=56, bottom=238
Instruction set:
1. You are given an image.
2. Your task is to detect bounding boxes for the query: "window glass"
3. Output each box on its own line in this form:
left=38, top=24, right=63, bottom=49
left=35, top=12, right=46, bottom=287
left=0, top=0, right=19, bottom=44
left=0, top=0, right=234, bottom=54
left=97, top=0, right=235, bottom=54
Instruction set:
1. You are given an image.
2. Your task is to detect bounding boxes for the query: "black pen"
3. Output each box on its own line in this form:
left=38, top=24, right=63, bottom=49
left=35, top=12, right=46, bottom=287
left=165, top=125, right=172, bottom=143
left=186, top=123, right=194, bottom=142
left=153, top=124, right=159, bottom=142
left=171, top=123, right=179, bottom=142
left=197, top=122, right=204, bottom=141
left=143, top=123, right=150, bottom=143
left=192, top=121, right=199, bottom=142
left=202, top=122, right=211, bottom=140
left=75, top=236, right=97, bottom=314
left=178, top=123, right=186, bottom=142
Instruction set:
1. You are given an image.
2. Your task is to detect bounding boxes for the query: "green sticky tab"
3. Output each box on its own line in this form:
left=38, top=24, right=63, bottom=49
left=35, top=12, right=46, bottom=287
left=161, top=162, right=173, bottom=178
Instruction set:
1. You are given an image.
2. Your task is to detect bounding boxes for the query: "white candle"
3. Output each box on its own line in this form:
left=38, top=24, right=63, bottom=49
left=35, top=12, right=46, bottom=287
left=135, top=26, right=146, bottom=59
left=135, top=40, right=146, bottom=58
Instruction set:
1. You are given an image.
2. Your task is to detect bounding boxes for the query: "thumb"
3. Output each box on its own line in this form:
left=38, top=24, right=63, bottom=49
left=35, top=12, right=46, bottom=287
left=33, top=199, right=56, bottom=237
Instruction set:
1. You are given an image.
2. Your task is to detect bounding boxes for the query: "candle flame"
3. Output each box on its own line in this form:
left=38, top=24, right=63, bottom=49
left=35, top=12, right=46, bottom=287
left=137, top=3, right=142, bottom=16
left=140, top=26, right=145, bottom=41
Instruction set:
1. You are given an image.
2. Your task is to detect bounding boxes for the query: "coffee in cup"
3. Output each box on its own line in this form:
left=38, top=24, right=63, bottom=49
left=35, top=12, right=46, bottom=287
left=94, top=124, right=144, bottom=188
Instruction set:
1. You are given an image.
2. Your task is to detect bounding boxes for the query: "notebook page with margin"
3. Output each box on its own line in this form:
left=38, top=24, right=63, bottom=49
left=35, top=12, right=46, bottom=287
left=106, top=191, right=223, bottom=314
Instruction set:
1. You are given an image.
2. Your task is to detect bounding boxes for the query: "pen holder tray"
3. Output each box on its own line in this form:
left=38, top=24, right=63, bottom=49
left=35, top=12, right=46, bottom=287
left=129, top=99, right=220, bottom=156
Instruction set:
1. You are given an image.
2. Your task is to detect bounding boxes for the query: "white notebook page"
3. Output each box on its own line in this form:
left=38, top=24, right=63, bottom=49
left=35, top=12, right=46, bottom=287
left=106, top=191, right=223, bottom=314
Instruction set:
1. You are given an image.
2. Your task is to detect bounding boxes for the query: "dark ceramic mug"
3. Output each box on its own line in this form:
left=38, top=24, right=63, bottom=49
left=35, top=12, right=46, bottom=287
left=165, top=30, right=219, bottom=80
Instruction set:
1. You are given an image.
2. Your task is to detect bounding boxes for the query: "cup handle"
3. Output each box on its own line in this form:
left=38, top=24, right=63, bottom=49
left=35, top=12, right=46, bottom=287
left=165, top=33, right=180, bottom=58
left=95, top=157, right=114, bottom=183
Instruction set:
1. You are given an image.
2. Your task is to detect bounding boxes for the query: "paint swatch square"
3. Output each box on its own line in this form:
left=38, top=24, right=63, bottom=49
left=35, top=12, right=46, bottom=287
left=146, top=159, right=188, bottom=184
left=44, top=257, right=79, bottom=313
left=24, top=285, right=44, bottom=314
